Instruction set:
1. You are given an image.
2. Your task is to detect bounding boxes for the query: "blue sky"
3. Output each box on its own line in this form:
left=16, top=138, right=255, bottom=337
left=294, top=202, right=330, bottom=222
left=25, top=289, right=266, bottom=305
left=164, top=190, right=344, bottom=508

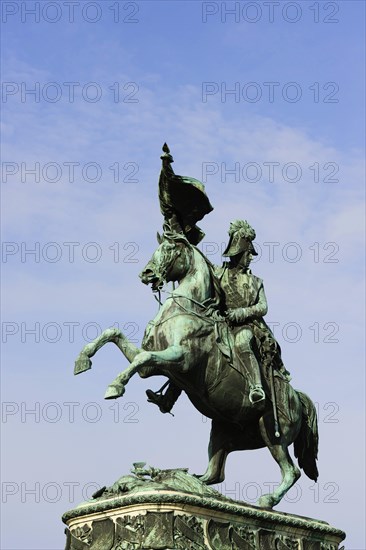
left=1, top=1, right=365, bottom=549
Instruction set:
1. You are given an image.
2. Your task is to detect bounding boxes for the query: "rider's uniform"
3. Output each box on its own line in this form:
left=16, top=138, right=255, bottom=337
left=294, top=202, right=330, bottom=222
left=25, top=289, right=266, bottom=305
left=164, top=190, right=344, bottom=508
left=217, top=263, right=289, bottom=381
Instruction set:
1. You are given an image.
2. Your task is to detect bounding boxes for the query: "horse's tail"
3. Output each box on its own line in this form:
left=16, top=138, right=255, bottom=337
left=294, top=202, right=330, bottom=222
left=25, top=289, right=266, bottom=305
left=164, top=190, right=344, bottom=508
left=294, top=391, right=319, bottom=482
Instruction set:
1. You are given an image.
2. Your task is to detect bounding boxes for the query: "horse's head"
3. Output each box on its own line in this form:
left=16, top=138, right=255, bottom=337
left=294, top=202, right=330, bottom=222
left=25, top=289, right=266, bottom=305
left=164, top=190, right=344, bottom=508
left=139, top=232, right=192, bottom=291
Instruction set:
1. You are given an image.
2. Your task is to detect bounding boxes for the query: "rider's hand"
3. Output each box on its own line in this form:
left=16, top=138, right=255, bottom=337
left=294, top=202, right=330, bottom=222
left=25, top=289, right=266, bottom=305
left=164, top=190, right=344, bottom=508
left=227, top=308, right=247, bottom=323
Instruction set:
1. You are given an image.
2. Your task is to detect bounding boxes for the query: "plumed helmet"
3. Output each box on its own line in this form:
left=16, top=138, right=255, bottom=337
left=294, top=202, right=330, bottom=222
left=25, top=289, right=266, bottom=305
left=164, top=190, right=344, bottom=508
left=222, top=219, right=258, bottom=257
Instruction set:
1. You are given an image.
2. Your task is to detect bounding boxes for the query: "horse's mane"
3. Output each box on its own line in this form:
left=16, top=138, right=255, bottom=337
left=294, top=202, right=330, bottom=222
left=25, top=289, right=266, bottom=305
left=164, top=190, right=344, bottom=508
left=163, top=230, right=224, bottom=313
left=194, top=247, right=225, bottom=313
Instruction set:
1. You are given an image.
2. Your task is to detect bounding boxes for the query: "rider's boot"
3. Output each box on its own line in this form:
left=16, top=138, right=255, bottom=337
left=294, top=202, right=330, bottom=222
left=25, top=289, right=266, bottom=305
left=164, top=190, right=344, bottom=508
left=146, top=383, right=182, bottom=414
left=244, top=352, right=266, bottom=406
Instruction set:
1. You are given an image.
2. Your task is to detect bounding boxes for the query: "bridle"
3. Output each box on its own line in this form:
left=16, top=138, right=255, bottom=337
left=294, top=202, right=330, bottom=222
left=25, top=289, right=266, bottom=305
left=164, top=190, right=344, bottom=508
left=150, top=238, right=190, bottom=296
left=148, top=235, right=224, bottom=325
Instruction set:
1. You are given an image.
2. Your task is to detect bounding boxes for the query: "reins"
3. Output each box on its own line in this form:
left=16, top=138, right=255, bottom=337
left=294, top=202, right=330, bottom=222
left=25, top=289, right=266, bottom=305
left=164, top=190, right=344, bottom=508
left=148, top=236, right=225, bottom=328
left=150, top=288, right=221, bottom=327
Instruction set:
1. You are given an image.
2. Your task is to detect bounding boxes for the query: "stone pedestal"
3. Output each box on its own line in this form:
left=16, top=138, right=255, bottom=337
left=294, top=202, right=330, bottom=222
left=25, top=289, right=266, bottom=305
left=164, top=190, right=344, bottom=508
left=63, top=488, right=345, bottom=550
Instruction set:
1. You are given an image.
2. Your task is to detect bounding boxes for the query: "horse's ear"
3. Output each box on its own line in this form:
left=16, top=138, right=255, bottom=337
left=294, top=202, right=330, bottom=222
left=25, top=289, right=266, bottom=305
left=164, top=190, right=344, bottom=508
left=156, top=232, right=162, bottom=244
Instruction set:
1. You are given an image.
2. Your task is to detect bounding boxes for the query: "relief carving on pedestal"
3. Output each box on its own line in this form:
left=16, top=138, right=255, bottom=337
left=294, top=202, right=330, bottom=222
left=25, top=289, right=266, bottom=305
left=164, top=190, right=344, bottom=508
left=114, top=515, right=144, bottom=549
left=274, top=534, right=301, bottom=550
left=174, top=515, right=205, bottom=549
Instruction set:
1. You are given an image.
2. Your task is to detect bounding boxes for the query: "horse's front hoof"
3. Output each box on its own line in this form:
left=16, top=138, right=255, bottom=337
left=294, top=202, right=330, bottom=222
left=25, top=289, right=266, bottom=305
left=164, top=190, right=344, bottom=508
left=74, top=355, right=92, bottom=375
left=104, top=383, right=125, bottom=400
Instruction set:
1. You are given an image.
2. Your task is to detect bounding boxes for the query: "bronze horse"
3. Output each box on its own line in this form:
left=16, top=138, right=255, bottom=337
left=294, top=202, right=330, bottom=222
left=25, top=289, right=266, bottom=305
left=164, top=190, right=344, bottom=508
left=74, top=232, right=318, bottom=508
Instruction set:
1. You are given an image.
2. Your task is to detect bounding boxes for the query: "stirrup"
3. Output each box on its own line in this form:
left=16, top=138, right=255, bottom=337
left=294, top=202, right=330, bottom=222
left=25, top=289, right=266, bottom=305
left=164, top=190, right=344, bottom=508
left=249, top=385, right=266, bottom=405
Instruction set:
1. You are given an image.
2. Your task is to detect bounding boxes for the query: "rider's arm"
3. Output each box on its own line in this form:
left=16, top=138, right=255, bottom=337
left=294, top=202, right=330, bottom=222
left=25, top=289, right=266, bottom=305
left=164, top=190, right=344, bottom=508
left=226, top=284, right=268, bottom=323
left=242, top=285, right=268, bottom=319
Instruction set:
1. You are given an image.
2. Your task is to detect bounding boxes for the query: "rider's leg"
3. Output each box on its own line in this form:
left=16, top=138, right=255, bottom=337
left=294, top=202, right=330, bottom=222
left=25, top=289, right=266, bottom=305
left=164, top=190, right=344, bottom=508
left=146, top=383, right=182, bottom=414
left=234, top=328, right=265, bottom=405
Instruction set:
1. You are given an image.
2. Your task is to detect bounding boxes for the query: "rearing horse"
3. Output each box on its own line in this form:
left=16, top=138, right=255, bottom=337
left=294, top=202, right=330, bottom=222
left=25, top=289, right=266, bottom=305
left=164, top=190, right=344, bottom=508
left=74, top=232, right=319, bottom=508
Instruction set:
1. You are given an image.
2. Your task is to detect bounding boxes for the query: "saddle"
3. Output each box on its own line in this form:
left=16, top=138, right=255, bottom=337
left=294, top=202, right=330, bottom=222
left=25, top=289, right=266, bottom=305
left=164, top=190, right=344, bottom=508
left=212, top=318, right=294, bottom=419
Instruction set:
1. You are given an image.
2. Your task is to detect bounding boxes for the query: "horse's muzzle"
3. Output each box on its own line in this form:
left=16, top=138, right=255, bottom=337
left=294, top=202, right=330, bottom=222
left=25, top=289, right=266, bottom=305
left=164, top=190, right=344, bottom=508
left=139, top=268, right=164, bottom=291
left=139, top=267, right=155, bottom=284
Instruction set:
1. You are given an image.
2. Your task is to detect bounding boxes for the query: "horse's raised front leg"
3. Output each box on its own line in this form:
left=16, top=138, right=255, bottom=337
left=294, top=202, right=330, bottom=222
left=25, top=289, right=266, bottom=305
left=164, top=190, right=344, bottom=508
left=104, top=345, right=184, bottom=400
left=74, top=328, right=141, bottom=375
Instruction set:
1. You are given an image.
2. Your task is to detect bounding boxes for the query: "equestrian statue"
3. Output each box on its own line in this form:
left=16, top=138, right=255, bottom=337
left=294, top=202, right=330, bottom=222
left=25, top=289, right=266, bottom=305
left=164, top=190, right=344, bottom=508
left=74, top=143, right=319, bottom=509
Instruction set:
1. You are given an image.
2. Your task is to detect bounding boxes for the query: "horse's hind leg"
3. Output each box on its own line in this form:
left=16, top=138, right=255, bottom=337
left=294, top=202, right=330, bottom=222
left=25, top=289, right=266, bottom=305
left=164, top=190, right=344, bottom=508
left=257, top=414, right=300, bottom=508
left=199, top=421, right=232, bottom=485
left=75, top=328, right=141, bottom=375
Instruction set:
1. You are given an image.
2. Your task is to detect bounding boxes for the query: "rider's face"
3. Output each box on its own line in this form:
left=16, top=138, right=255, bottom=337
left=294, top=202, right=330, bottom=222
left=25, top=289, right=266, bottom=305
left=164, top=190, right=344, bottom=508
left=230, top=250, right=252, bottom=269
left=238, top=250, right=253, bottom=269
